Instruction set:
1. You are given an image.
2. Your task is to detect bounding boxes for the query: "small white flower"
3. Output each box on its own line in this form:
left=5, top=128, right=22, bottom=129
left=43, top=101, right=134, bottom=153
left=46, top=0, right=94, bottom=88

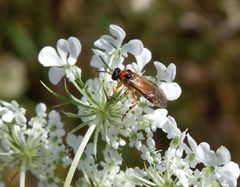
left=90, top=24, right=144, bottom=69
left=36, top=103, right=47, bottom=117
left=126, top=48, right=152, bottom=75
left=144, top=109, right=168, bottom=131
left=66, top=134, right=83, bottom=153
left=216, top=161, right=240, bottom=187
left=159, top=82, right=182, bottom=101
left=185, top=134, right=199, bottom=167
left=1, top=110, right=14, bottom=123
left=186, top=134, right=198, bottom=153
left=145, top=127, right=153, bottom=138
left=162, top=116, right=181, bottom=139
left=103, top=146, right=123, bottom=166
left=147, top=137, right=155, bottom=152
left=47, top=110, right=65, bottom=143
left=154, top=61, right=182, bottom=101
left=0, top=100, right=26, bottom=125
left=38, top=37, right=82, bottom=85
left=154, top=62, right=176, bottom=82
left=196, top=143, right=231, bottom=167
left=186, top=134, right=232, bottom=168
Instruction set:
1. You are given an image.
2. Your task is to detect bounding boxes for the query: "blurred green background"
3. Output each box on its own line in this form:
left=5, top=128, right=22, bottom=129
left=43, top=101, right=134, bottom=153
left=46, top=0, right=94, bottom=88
left=0, top=0, right=240, bottom=186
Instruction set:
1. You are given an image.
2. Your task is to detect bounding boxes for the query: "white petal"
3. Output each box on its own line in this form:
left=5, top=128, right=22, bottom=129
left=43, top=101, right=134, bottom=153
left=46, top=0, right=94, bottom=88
left=159, top=82, right=182, bottom=101
left=2, top=111, right=14, bottom=123
left=101, top=35, right=119, bottom=48
left=67, top=37, right=81, bottom=65
left=109, top=24, right=126, bottom=45
left=215, top=146, right=231, bottom=165
left=16, top=113, right=26, bottom=125
left=147, top=137, right=155, bottom=151
left=126, top=63, right=139, bottom=74
left=1, top=100, right=19, bottom=111
left=121, top=39, right=144, bottom=56
left=66, top=134, right=83, bottom=153
left=218, top=161, right=240, bottom=179
left=48, top=67, right=65, bottom=85
left=111, top=57, right=124, bottom=68
left=144, top=109, right=168, bottom=129
left=57, top=39, right=68, bottom=64
left=196, top=144, right=232, bottom=167
left=90, top=49, right=109, bottom=68
left=154, top=61, right=176, bottom=82
left=38, top=47, right=63, bottom=67
left=167, top=63, right=176, bottom=81
left=196, top=142, right=215, bottom=166
left=187, top=134, right=198, bottom=152
left=94, top=38, right=114, bottom=52
left=66, top=134, right=77, bottom=148
left=56, top=129, right=65, bottom=137
left=36, top=103, right=47, bottom=116
left=135, top=140, right=142, bottom=150
left=90, top=55, right=103, bottom=68
left=0, top=108, right=7, bottom=116
left=135, top=48, right=152, bottom=71
left=162, top=116, right=181, bottom=139
left=127, top=49, right=152, bottom=74
left=154, top=61, right=166, bottom=74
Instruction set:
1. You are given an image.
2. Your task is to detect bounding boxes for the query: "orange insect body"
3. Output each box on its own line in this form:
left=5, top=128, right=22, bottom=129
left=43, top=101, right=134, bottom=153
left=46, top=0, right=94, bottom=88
left=111, top=68, right=167, bottom=108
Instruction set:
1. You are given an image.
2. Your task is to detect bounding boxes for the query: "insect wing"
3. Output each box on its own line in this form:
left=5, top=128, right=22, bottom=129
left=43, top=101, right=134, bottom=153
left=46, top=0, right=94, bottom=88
left=128, top=73, right=167, bottom=107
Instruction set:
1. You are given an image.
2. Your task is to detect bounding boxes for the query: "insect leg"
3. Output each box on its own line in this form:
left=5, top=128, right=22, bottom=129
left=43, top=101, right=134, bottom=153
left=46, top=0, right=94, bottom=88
left=122, top=91, right=138, bottom=121
left=113, top=81, right=123, bottom=93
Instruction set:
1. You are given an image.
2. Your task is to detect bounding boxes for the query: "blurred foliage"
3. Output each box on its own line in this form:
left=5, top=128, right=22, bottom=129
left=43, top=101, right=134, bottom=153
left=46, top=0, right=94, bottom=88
left=0, top=0, right=240, bottom=186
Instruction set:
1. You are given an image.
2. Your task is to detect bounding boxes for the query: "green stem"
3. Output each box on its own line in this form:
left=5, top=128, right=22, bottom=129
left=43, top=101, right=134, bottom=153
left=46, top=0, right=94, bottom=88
left=0, top=152, right=13, bottom=156
left=64, top=124, right=96, bottom=187
left=19, top=161, right=26, bottom=187
left=72, top=81, right=100, bottom=107
left=133, top=174, right=156, bottom=186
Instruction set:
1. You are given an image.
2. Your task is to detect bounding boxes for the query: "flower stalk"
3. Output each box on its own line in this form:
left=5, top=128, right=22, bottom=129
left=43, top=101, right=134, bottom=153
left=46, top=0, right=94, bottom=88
left=20, top=161, right=26, bottom=187
left=64, top=124, right=96, bottom=187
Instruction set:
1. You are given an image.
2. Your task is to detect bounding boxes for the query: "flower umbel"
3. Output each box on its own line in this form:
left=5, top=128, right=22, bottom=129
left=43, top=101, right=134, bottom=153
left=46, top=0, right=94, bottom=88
left=0, top=101, right=69, bottom=186
left=36, top=24, right=240, bottom=187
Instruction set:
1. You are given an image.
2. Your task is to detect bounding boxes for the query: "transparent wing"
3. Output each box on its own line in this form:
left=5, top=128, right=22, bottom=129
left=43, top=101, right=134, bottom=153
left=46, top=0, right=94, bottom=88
left=128, top=73, right=167, bottom=107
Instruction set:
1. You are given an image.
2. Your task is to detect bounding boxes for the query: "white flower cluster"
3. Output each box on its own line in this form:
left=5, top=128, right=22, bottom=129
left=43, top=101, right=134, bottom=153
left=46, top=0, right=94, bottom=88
left=66, top=117, right=239, bottom=187
left=37, top=24, right=240, bottom=187
left=0, top=100, right=69, bottom=187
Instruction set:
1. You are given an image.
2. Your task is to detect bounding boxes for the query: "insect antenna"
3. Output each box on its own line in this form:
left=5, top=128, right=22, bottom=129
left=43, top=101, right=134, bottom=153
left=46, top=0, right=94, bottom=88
left=94, top=70, right=112, bottom=75
left=99, top=55, right=112, bottom=72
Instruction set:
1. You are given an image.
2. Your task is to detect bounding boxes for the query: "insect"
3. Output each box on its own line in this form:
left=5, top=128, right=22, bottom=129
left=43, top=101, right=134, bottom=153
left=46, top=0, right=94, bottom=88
left=111, top=67, right=167, bottom=117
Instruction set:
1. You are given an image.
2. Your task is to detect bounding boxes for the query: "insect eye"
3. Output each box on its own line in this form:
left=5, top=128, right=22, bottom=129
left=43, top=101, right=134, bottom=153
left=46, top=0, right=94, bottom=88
left=125, top=74, right=131, bottom=79
left=112, top=68, right=121, bottom=80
